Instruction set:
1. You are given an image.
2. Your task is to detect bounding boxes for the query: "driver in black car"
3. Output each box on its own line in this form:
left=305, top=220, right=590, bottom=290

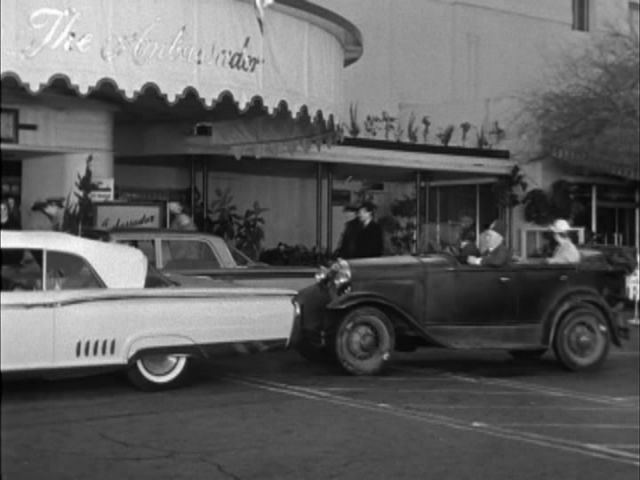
left=467, top=219, right=511, bottom=267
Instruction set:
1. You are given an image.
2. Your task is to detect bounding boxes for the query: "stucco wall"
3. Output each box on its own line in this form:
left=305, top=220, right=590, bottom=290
left=115, top=163, right=320, bottom=249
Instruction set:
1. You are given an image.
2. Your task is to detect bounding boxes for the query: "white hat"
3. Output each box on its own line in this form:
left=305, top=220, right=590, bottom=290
left=167, top=201, right=183, bottom=214
left=550, top=219, right=571, bottom=233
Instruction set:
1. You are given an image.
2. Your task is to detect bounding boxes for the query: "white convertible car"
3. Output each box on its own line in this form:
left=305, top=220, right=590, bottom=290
left=0, top=231, right=299, bottom=390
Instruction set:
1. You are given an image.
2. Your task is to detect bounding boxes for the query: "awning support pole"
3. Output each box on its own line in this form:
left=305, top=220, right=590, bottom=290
left=327, top=167, right=334, bottom=254
left=591, top=184, right=597, bottom=237
left=190, top=157, right=196, bottom=222
left=316, top=163, right=323, bottom=251
left=415, top=171, right=421, bottom=255
left=202, top=159, right=208, bottom=231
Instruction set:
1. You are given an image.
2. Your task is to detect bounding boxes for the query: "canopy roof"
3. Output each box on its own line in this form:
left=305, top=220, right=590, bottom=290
left=1, top=0, right=362, bottom=155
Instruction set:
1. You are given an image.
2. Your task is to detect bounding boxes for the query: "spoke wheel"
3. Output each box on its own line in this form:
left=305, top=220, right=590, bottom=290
left=553, top=306, right=610, bottom=371
left=334, top=307, right=394, bottom=376
left=127, top=353, right=190, bottom=390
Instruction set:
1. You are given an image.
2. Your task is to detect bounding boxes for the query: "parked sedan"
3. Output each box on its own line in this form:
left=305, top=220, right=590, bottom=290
left=83, top=228, right=316, bottom=291
left=294, top=252, right=633, bottom=375
left=1, top=231, right=298, bottom=390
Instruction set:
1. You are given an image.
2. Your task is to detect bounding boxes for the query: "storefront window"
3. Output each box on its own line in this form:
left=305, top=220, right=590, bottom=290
left=568, top=183, right=638, bottom=247
left=423, top=183, right=500, bottom=252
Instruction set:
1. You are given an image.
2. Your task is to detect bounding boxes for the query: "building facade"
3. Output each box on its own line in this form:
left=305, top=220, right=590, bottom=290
left=1, top=0, right=362, bottom=251
left=2, top=0, right=638, bottom=256
left=316, top=0, right=639, bottom=252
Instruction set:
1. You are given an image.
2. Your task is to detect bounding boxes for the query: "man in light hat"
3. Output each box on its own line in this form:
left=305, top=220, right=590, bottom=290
left=547, top=218, right=580, bottom=264
left=468, top=219, right=511, bottom=267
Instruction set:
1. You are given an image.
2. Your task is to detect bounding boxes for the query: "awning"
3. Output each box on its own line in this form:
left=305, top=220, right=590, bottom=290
left=1, top=0, right=362, bottom=147
left=552, top=147, right=640, bottom=181
left=268, top=138, right=516, bottom=175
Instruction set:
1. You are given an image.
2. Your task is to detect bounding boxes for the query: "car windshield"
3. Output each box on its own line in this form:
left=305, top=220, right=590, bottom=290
left=145, top=263, right=176, bottom=288
left=229, top=245, right=259, bottom=267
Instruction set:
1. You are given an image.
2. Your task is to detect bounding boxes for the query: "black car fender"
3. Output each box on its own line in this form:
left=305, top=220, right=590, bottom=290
left=543, top=286, right=621, bottom=347
left=327, top=292, right=447, bottom=347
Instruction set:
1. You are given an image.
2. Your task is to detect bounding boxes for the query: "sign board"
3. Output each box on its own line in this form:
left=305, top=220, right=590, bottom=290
left=93, top=202, right=165, bottom=230
left=89, top=178, right=114, bottom=202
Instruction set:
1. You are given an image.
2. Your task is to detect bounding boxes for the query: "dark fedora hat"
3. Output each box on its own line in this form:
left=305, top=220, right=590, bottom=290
left=359, top=201, right=377, bottom=213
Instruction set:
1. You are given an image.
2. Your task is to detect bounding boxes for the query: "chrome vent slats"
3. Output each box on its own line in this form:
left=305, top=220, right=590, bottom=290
left=74, top=339, right=116, bottom=357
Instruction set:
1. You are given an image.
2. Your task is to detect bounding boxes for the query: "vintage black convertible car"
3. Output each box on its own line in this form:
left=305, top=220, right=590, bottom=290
left=293, top=250, right=635, bottom=375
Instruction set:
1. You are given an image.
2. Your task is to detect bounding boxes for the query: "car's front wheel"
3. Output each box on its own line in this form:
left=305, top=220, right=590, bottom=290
left=334, top=307, right=395, bottom=375
left=127, top=353, right=190, bottom=390
left=553, top=306, right=610, bottom=371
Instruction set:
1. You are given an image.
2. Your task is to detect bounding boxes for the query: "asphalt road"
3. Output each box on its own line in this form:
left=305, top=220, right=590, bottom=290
left=2, top=328, right=639, bottom=480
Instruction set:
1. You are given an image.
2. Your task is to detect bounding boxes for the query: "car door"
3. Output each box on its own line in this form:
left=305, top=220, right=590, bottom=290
left=514, top=263, right=576, bottom=325
left=452, top=264, right=518, bottom=324
left=46, top=250, right=123, bottom=368
left=0, top=248, right=55, bottom=371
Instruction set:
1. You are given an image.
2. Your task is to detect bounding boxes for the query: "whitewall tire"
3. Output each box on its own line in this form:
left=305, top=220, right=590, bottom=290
left=127, top=353, right=190, bottom=390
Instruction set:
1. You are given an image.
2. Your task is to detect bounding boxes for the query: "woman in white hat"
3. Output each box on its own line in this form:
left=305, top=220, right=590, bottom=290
left=547, top=219, right=580, bottom=264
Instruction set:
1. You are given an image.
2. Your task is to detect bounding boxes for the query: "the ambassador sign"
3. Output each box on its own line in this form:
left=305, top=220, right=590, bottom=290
left=94, top=203, right=165, bottom=230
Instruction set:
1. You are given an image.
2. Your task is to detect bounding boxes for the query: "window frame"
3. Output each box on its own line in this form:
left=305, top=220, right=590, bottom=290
left=43, top=249, right=106, bottom=291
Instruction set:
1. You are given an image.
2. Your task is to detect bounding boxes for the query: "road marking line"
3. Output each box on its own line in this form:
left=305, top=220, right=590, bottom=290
left=495, top=423, right=639, bottom=429
left=402, top=403, right=635, bottom=411
left=596, top=444, right=640, bottom=449
left=227, top=375, right=640, bottom=467
left=393, top=367, right=639, bottom=407
left=320, top=387, right=594, bottom=395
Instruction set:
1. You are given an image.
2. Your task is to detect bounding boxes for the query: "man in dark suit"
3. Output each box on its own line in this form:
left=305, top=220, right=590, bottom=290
left=353, top=201, right=384, bottom=258
left=468, top=219, right=511, bottom=267
left=336, top=204, right=362, bottom=259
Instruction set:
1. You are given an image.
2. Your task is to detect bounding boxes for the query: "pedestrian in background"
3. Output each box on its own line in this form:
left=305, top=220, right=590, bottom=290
left=168, top=201, right=197, bottom=231
left=353, top=201, right=383, bottom=258
left=25, top=198, right=64, bottom=231
left=336, top=204, right=362, bottom=259
left=6, top=196, right=21, bottom=228
left=1, top=199, right=20, bottom=230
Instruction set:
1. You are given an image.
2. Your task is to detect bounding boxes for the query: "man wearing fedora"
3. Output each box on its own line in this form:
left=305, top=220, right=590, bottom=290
left=353, top=201, right=384, bottom=259
left=547, top=218, right=580, bottom=264
left=336, top=203, right=362, bottom=259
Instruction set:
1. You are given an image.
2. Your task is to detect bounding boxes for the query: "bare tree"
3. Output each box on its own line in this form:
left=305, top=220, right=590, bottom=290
left=522, top=26, right=639, bottom=179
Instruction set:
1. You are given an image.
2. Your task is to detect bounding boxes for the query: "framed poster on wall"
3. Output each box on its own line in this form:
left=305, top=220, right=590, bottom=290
left=93, top=202, right=167, bottom=230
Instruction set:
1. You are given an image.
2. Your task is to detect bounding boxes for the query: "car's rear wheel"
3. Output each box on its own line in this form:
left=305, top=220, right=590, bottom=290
left=553, top=306, right=610, bottom=371
left=334, top=307, right=395, bottom=375
left=127, top=353, right=190, bottom=390
left=508, top=349, right=546, bottom=361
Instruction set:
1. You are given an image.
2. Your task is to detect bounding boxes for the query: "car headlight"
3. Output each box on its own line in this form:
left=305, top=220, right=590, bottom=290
left=315, top=266, right=330, bottom=283
left=331, top=259, right=351, bottom=289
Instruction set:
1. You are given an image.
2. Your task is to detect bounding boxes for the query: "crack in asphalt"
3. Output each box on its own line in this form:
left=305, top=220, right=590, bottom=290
left=98, top=433, right=243, bottom=480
